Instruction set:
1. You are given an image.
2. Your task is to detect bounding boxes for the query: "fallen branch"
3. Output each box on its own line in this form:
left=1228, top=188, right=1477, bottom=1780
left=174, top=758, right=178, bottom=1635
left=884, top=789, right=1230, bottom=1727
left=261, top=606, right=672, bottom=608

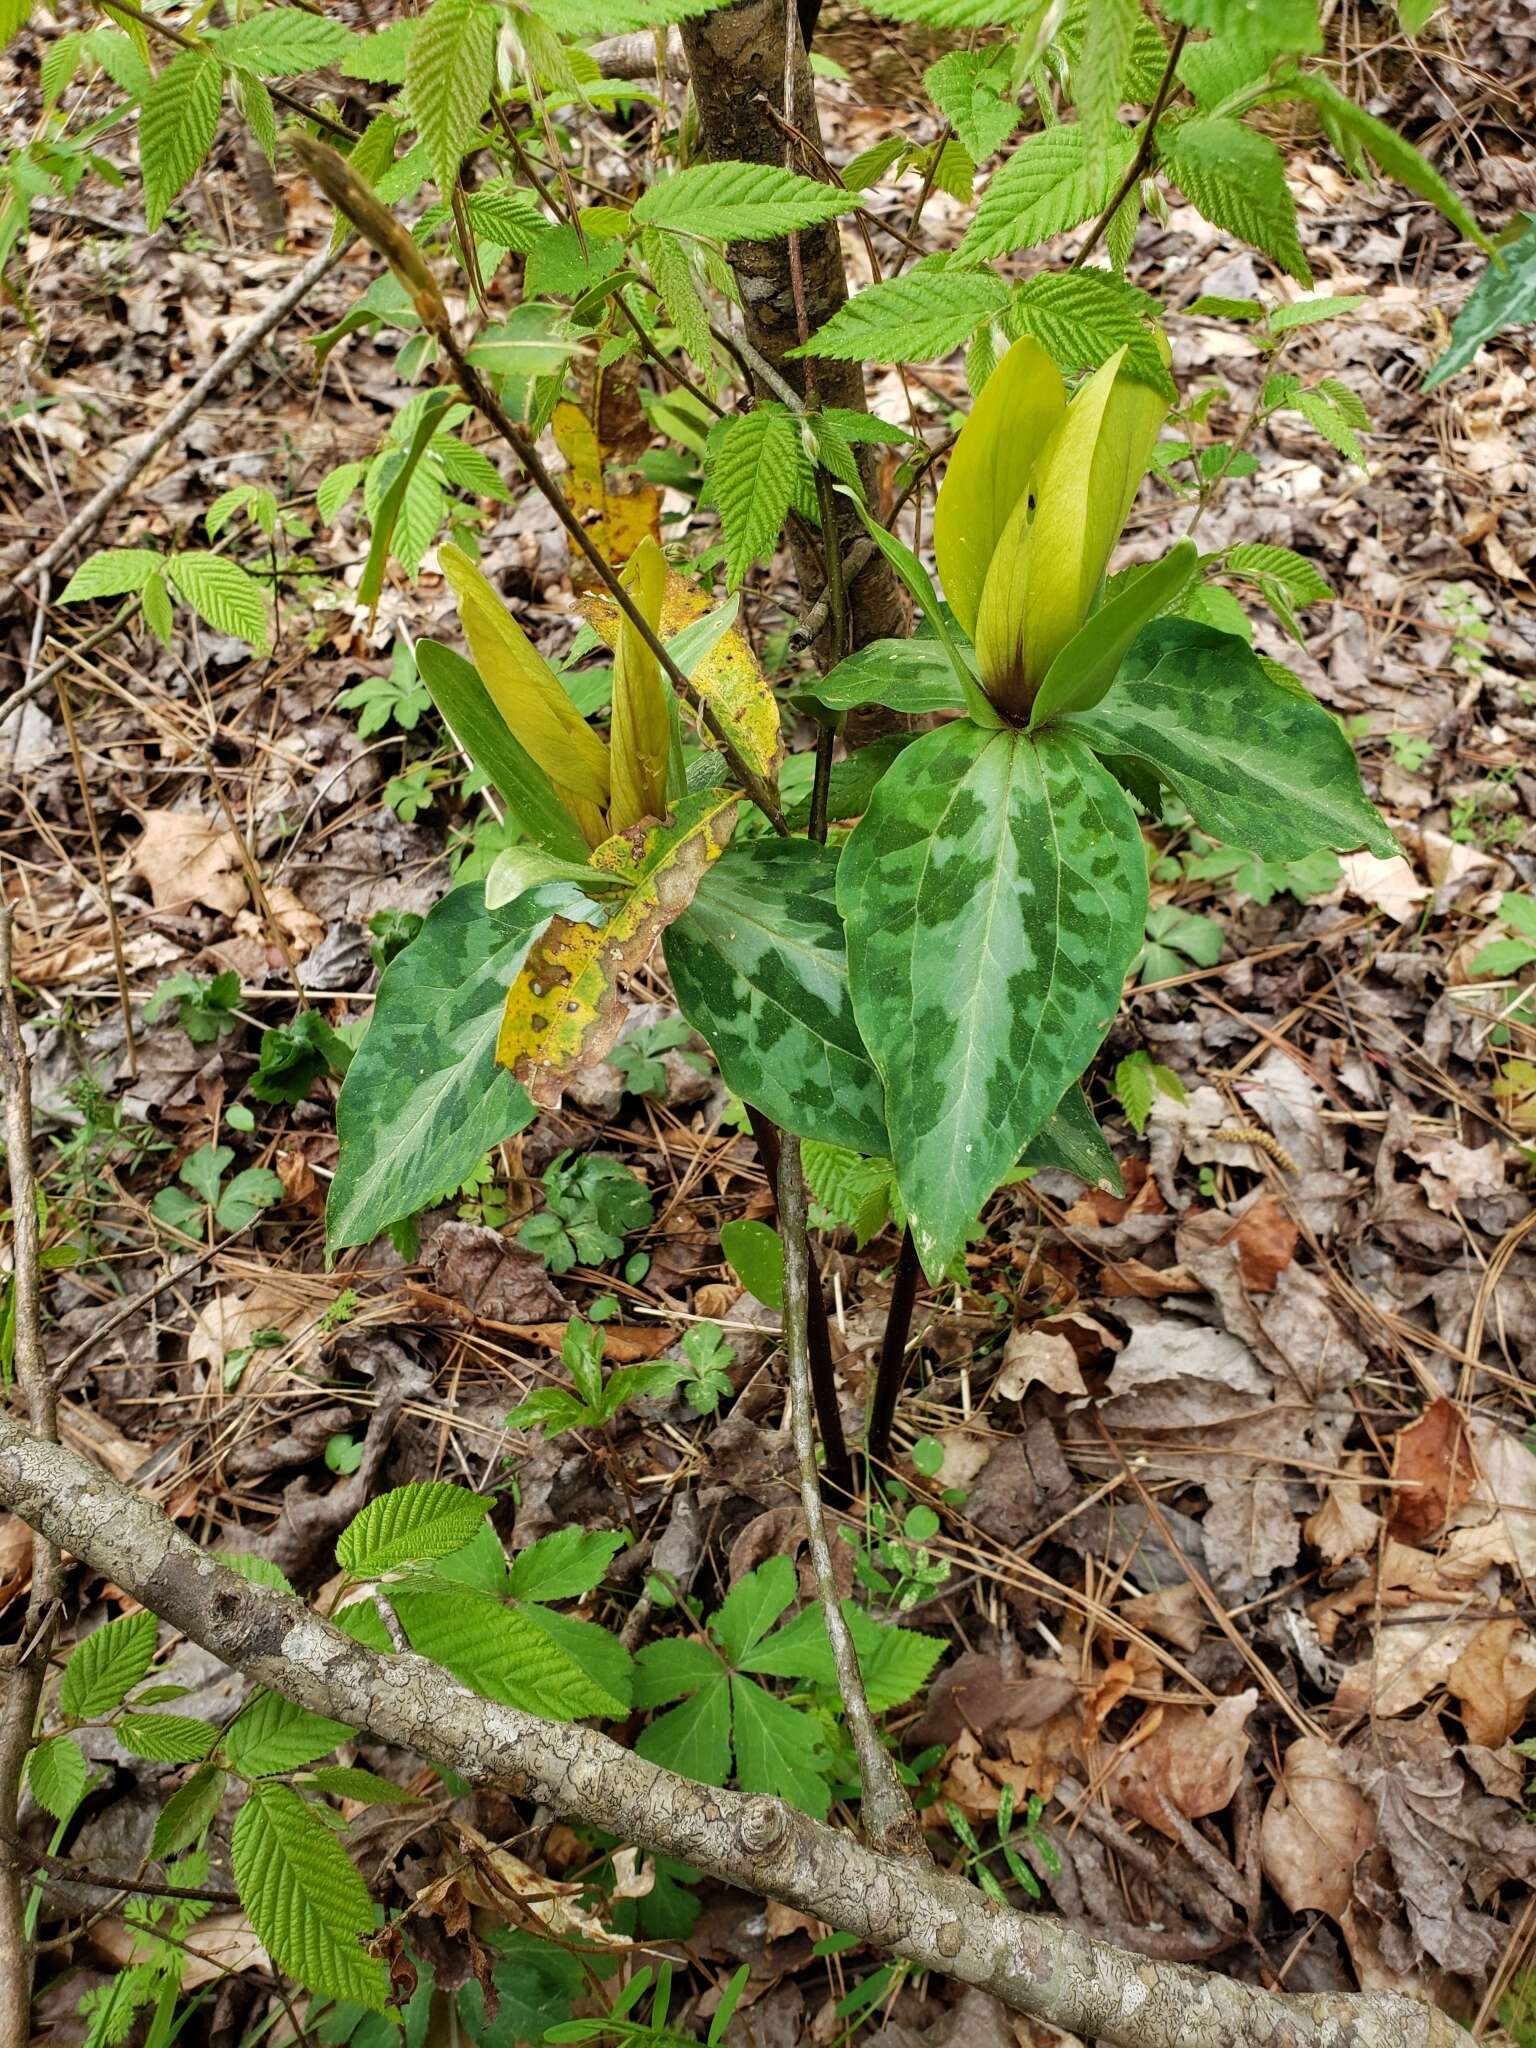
left=0, top=1416, right=1456, bottom=2048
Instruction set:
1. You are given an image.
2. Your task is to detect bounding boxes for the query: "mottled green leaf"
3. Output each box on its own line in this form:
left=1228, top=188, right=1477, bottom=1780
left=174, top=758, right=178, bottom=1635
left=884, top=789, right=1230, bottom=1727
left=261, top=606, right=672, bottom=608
left=1021, top=1084, right=1122, bottom=1193
left=664, top=837, right=887, bottom=1155
left=792, top=639, right=968, bottom=722
left=1060, top=619, right=1398, bottom=861
left=1424, top=211, right=1536, bottom=389
left=327, top=884, right=554, bottom=1250
left=839, top=722, right=1147, bottom=1278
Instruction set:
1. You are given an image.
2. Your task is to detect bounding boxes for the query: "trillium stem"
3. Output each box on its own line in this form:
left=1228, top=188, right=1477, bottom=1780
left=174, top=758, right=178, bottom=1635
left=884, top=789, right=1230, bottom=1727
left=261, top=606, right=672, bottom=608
left=863, top=1228, right=922, bottom=1479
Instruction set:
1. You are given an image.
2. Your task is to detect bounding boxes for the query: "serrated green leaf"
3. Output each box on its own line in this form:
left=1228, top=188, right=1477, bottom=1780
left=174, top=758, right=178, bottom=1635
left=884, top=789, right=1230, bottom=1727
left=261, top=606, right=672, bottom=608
left=306, top=1766, right=418, bottom=1805
left=1266, top=293, right=1363, bottom=333
left=743, top=1599, right=944, bottom=1711
left=61, top=1610, right=157, bottom=1720
left=1004, top=270, right=1171, bottom=393
left=802, top=1140, right=898, bottom=1247
left=1293, top=71, right=1489, bottom=251
left=1159, top=117, right=1311, bottom=284
left=710, top=403, right=801, bottom=588
left=795, top=261, right=1010, bottom=363
left=233, top=1784, right=388, bottom=2007
left=224, top=1690, right=354, bottom=1776
left=60, top=548, right=163, bottom=601
left=337, top=1481, right=489, bottom=1576
left=1076, top=0, right=1141, bottom=188
left=168, top=552, right=271, bottom=652
left=712, top=1557, right=797, bottom=1663
left=517, top=1604, right=634, bottom=1713
left=142, top=570, right=174, bottom=645
left=632, top=162, right=853, bottom=243
left=1061, top=618, right=1398, bottom=860
left=1163, top=0, right=1320, bottom=42
left=118, top=1713, right=219, bottom=1763
left=140, top=48, right=223, bottom=230
left=729, top=1675, right=829, bottom=1817
left=153, top=1764, right=227, bottom=1858
left=634, top=1670, right=733, bottom=1785
left=28, top=1735, right=87, bottom=1820
left=963, top=124, right=1132, bottom=261
left=838, top=722, right=1148, bottom=1279
left=505, top=1527, right=627, bottom=1603
left=211, top=8, right=352, bottom=74
left=640, top=225, right=714, bottom=374
left=923, top=47, right=1021, bottom=163
left=327, top=884, right=550, bottom=1251
left=633, top=1635, right=723, bottom=1707
left=389, top=1585, right=623, bottom=1718
left=665, top=837, right=887, bottom=1156
left=218, top=1552, right=295, bottom=1593
left=406, top=0, right=494, bottom=199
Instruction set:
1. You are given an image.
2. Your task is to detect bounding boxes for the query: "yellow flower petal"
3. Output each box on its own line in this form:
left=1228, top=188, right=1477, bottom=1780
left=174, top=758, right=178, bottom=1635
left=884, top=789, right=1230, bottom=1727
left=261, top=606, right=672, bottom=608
left=933, top=334, right=1064, bottom=642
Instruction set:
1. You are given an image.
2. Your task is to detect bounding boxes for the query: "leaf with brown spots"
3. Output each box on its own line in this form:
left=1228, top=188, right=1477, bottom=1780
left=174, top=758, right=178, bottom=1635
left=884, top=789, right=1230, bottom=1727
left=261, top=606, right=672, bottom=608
left=496, top=791, right=738, bottom=1105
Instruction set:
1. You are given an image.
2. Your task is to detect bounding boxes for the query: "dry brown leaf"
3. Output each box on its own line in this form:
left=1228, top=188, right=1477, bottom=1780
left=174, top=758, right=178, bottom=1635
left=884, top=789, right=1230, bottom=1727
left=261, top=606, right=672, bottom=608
left=1446, top=1619, right=1536, bottom=1746
left=1459, top=1419, right=1536, bottom=1579
left=1101, top=1690, right=1257, bottom=1834
left=1261, top=1735, right=1375, bottom=1921
left=1306, top=1472, right=1384, bottom=1565
left=1387, top=1397, right=1478, bottom=1544
left=132, top=810, right=249, bottom=915
left=1230, top=1193, right=1300, bottom=1292
left=910, top=1652, right=1078, bottom=1748
left=995, top=1328, right=1087, bottom=1401
left=1118, top=1581, right=1206, bottom=1653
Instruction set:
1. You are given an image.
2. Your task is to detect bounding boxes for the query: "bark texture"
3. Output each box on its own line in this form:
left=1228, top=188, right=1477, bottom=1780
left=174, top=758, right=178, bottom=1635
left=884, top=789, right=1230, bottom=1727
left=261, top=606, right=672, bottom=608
left=0, top=1412, right=1460, bottom=2048
left=679, top=0, right=905, bottom=661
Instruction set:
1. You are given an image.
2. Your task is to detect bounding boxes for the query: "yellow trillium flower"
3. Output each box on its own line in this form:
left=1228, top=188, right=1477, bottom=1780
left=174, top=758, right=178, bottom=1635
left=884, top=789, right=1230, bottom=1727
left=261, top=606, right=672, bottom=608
left=936, top=335, right=1170, bottom=723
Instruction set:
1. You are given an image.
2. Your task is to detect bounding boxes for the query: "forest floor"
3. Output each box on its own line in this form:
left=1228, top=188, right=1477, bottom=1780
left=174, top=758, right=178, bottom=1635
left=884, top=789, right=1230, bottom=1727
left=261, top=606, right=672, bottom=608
left=2, top=3, right=1536, bottom=2045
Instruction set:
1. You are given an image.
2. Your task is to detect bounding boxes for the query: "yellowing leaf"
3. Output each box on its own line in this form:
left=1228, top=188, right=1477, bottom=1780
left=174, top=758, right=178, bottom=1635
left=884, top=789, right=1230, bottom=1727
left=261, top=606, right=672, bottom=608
left=609, top=537, right=670, bottom=832
left=439, top=542, right=609, bottom=840
left=933, top=334, right=1064, bottom=641
left=551, top=396, right=661, bottom=571
left=583, top=568, right=782, bottom=783
left=497, top=792, right=738, bottom=1104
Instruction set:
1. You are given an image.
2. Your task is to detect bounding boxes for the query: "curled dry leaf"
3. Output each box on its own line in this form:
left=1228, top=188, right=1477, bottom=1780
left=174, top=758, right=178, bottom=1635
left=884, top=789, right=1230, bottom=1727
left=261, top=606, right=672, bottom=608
left=1118, top=1580, right=1205, bottom=1654
left=1100, top=1691, right=1257, bottom=1837
left=1445, top=1618, right=1536, bottom=1747
left=1260, top=1735, right=1375, bottom=1922
left=1305, top=1468, right=1384, bottom=1565
left=995, top=1327, right=1087, bottom=1401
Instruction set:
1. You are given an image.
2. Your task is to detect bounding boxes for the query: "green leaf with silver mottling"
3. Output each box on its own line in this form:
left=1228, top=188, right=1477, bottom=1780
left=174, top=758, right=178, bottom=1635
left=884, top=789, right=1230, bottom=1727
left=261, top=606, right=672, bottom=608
left=664, top=837, right=886, bottom=1157
left=1059, top=619, right=1398, bottom=861
left=327, top=883, right=571, bottom=1250
left=792, top=638, right=967, bottom=724
left=1020, top=1084, right=1123, bottom=1194
left=838, top=722, right=1146, bottom=1280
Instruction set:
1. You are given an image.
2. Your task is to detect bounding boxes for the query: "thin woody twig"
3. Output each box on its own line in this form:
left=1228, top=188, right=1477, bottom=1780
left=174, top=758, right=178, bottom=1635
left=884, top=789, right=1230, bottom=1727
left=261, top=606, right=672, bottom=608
left=1070, top=25, right=1189, bottom=272
left=0, top=236, right=353, bottom=614
left=0, top=907, right=64, bottom=2048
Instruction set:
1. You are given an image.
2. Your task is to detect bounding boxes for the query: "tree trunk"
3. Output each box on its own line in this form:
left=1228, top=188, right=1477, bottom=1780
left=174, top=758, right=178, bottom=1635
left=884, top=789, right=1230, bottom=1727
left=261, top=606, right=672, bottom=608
left=680, top=0, right=906, bottom=667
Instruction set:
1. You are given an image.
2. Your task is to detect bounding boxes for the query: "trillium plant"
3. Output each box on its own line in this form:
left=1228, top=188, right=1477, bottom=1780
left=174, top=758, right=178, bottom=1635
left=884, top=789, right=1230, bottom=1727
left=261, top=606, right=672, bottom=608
left=326, top=286, right=1395, bottom=1470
